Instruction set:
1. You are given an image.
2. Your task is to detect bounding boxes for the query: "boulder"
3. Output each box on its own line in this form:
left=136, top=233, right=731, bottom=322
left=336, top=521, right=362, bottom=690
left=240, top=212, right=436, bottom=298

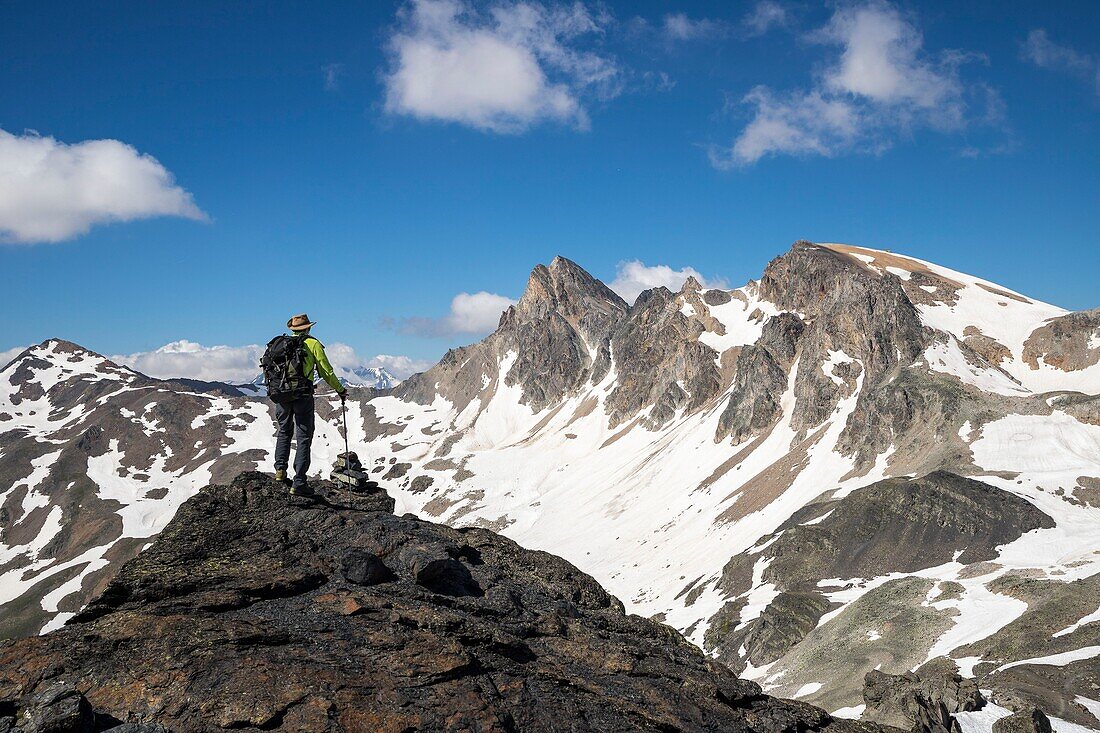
left=863, top=661, right=985, bottom=733
left=992, top=708, right=1053, bottom=733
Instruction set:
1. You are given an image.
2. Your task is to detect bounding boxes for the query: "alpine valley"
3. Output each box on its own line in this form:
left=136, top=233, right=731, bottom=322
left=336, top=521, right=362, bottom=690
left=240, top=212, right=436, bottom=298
left=2, top=241, right=1099, bottom=730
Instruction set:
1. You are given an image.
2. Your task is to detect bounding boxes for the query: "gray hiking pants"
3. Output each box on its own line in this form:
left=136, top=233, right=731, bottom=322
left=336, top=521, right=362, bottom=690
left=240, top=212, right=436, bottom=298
left=273, top=395, right=315, bottom=488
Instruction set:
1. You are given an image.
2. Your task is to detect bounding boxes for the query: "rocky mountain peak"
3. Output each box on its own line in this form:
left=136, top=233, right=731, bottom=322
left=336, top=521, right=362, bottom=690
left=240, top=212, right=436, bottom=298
left=2, top=339, right=138, bottom=398
left=513, top=256, right=628, bottom=330
left=681, top=275, right=704, bottom=294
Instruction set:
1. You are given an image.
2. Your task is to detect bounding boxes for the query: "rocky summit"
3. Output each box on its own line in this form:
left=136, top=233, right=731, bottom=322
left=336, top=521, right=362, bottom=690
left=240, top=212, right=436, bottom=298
left=0, top=472, right=887, bottom=733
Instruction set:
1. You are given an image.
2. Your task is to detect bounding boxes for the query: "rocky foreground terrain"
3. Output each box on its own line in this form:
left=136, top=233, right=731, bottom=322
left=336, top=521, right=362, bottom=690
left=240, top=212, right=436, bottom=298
left=0, top=472, right=896, bottom=733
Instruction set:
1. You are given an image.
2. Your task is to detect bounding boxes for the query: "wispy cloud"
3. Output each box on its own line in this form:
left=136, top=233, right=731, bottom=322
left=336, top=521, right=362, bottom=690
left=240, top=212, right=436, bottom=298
left=112, top=340, right=431, bottom=383
left=1022, top=29, right=1100, bottom=96
left=0, top=129, right=205, bottom=244
left=742, top=1, right=789, bottom=37
left=382, top=0, right=621, bottom=133
left=608, top=261, right=727, bottom=304
left=395, top=291, right=518, bottom=337
left=713, top=1, right=1000, bottom=167
left=661, top=13, right=729, bottom=43
left=323, top=62, right=344, bottom=91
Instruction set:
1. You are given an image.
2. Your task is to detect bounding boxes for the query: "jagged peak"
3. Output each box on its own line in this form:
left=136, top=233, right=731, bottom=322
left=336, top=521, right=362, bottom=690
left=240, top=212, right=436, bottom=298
left=681, top=276, right=703, bottom=294
left=516, top=256, right=628, bottom=316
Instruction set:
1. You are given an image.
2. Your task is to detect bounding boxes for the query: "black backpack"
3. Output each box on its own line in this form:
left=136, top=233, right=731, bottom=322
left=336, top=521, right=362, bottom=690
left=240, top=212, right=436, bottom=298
left=260, top=335, right=313, bottom=404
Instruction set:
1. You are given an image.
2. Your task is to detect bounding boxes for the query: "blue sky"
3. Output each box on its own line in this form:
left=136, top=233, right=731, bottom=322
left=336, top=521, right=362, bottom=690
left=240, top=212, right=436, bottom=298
left=1, top=0, right=1098, bottom=380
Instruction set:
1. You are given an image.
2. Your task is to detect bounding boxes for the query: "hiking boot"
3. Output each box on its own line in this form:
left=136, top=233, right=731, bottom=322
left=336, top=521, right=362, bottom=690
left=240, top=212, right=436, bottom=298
left=274, top=469, right=290, bottom=485
left=290, top=483, right=314, bottom=497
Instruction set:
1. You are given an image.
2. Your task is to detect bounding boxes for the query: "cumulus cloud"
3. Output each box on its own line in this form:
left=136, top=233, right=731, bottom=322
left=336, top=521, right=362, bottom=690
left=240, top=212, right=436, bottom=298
left=397, top=291, right=519, bottom=337
left=0, top=128, right=205, bottom=244
left=608, top=261, right=727, bottom=304
left=1022, top=29, right=1100, bottom=96
left=113, top=341, right=264, bottom=383
left=661, top=13, right=728, bottom=42
left=742, top=1, right=789, bottom=37
left=716, top=87, right=862, bottom=166
left=363, top=353, right=437, bottom=378
left=382, top=0, right=621, bottom=133
left=112, top=340, right=432, bottom=384
left=715, top=1, right=994, bottom=167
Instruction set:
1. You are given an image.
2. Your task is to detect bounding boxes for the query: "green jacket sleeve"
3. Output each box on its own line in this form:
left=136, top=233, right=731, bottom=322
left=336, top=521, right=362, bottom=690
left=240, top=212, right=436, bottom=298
left=305, top=337, right=345, bottom=393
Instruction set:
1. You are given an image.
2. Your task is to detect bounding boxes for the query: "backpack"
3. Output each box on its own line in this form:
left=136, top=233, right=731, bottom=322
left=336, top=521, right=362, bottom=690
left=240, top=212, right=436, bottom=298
left=260, top=335, right=313, bottom=404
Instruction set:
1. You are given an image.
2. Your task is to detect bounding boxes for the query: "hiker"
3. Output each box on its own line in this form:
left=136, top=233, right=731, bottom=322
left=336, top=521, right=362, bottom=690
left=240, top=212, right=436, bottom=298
left=261, top=313, right=347, bottom=495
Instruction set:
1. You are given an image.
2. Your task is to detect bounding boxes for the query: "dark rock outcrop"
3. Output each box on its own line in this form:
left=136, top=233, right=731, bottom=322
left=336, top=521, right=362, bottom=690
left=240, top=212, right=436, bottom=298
left=707, top=472, right=1054, bottom=666
left=0, top=472, right=888, bottom=733
left=862, top=659, right=984, bottom=733
left=992, top=708, right=1053, bottom=733
left=717, top=312, right=805, bottom=442
left=1022, top=308, right=1100, bottom=376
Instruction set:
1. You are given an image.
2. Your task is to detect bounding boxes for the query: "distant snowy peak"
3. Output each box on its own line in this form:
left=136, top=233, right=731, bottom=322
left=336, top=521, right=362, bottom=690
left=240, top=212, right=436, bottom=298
left=338, top=365, right=401, bottom=390
left=241, top=365, right=401, bottom=394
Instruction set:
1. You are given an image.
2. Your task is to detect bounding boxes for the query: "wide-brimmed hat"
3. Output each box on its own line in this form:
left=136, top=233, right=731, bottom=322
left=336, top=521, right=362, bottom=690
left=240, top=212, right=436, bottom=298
left=287, top=313, right=316, bottom=331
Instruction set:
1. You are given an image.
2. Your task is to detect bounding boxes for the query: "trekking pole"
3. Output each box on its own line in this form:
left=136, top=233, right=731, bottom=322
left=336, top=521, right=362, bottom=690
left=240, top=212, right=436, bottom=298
left=340, top=394, right=350, bottom=470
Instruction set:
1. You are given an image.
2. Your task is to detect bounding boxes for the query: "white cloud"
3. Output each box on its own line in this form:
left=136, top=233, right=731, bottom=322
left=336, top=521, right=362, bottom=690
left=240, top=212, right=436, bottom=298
left=1022, top=29, right=1100, bottom=96
left=382, top=0, right=620, bottom=133
left=399, top=291, right=519, bottom=337
left=818, top=2, right=963, bottom=115
left=717, top=1, right=992, bottom=166
left=0, top=345, right=28, bottom=369
left=363, top=353, right=437, bottom=378
left=608, top=261, right=728, bottom=304
left=112, top=340, right=433, bottom=383
left=0, top=128, right=206, bottom=244
left=742, top=1, right=789, bottom=37
left=113, top=341, right=263, bottom=383
left=715, top=87, right=861, bottom=166
left=662, top=13, right=728, bottom=42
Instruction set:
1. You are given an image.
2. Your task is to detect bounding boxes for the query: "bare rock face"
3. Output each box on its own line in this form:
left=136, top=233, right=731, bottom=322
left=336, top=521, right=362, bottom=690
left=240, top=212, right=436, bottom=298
left=499, top=256, right=629, bottom=411
left=706, top=472, right=1054, bottom=667
left=760, top=242, right=926, bottom=435
left=992, top=708, right=1053, bottom=733
left=862, top=659, right=984, bottom=733
left=397, top=256, right=629, bottom=414
left=1022, top=308, right=1100, bottom=374
left=714, top=241, right=929, bottom=455
left=0, top=472, right=888, bottom=733
left=717, top=312, right=804, bottom=442
left=605, top=287, right=722, bottom=428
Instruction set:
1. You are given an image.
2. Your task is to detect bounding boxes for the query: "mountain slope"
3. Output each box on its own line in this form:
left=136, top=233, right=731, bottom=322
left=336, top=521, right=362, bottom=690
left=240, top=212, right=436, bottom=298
left=2, top=241, right=1098, bottom=728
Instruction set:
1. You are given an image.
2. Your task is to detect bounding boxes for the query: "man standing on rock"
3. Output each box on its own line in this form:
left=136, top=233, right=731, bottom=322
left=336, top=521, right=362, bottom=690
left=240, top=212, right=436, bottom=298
left=262, top=313, right=347, bottom=496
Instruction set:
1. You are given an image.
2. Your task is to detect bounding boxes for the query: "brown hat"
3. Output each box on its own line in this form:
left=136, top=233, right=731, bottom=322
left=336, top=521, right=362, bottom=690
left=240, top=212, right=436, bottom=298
left=287, top=313, right=316, bottom=331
